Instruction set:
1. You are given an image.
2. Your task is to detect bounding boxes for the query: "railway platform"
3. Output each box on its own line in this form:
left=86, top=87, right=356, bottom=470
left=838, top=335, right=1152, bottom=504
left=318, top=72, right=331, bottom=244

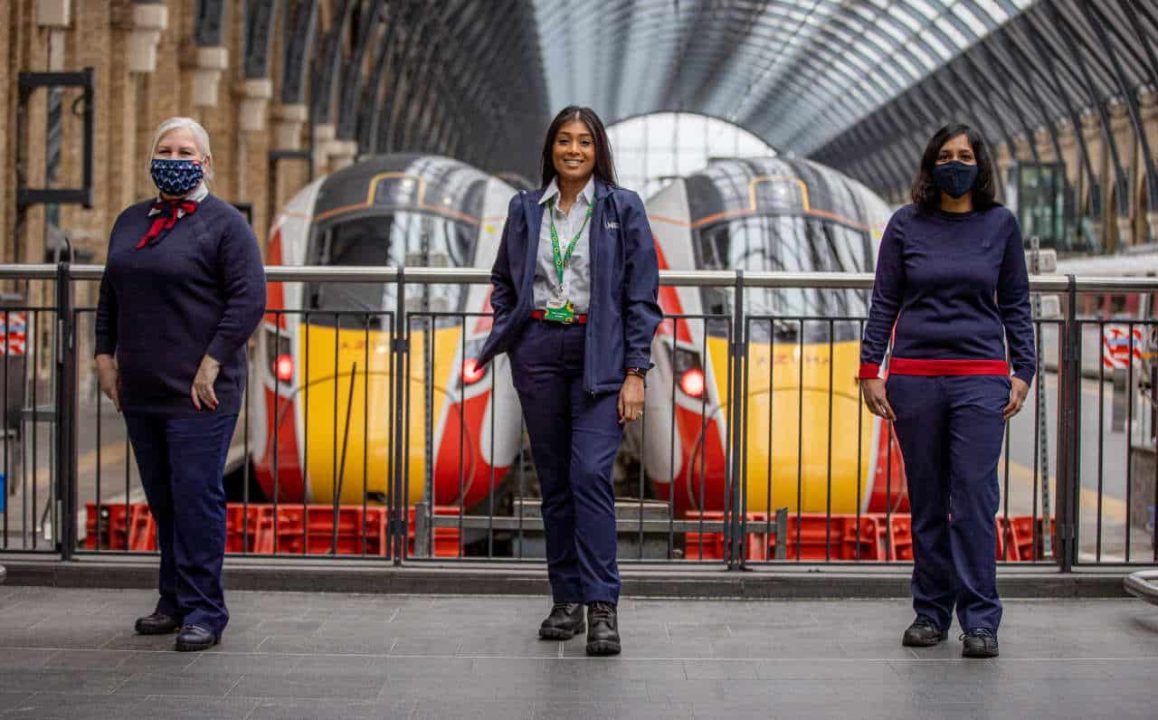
left=0, top=584, right=1155, bottom=719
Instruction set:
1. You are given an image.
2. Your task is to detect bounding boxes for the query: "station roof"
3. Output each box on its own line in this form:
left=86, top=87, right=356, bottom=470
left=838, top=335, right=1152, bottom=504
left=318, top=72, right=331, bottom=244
left=532, top=0, right=1035, bottom=156
left=264, top=1, right=1156, bottom=194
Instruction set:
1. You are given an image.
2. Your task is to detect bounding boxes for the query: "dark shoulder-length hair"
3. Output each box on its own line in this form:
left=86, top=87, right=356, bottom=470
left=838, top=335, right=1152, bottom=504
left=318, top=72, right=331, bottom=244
left=540, top=106, right=618, bottom=188
left=910, top=123, right=999, bottom=211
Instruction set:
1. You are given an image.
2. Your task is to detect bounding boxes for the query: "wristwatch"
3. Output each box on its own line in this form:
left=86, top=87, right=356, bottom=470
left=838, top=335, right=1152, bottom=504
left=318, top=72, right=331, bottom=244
left=625, top=367, right=648, bottom=380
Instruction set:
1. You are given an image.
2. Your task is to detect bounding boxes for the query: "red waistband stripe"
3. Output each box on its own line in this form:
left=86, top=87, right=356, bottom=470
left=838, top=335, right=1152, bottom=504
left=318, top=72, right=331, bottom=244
left=886, top=357, right=1010, bottom=377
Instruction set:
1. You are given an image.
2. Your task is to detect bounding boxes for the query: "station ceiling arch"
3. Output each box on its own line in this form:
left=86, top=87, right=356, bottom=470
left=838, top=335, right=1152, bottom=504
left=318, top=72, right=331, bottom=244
left=241, top=0, right=1155, bottom=199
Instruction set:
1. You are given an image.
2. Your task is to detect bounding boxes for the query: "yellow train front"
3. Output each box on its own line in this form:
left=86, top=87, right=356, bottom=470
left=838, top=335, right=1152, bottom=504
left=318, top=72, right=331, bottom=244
left=641, top=157, right=908, bottom=528
left=251, top=155, right=523, bottom=525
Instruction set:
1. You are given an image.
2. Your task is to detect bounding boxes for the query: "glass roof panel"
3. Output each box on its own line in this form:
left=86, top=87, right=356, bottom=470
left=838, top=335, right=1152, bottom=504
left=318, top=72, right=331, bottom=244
left=531, top=0, right=1038, bottom=155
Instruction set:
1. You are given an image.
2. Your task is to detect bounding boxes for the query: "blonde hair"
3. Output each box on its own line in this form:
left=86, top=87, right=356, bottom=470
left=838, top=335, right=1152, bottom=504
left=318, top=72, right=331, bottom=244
left=149, top=117, right=214, bottom=180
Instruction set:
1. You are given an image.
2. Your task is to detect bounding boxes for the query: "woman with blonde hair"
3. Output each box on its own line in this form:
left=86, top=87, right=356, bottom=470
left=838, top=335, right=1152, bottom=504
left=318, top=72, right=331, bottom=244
left=95, top=117, right=265, bottom=651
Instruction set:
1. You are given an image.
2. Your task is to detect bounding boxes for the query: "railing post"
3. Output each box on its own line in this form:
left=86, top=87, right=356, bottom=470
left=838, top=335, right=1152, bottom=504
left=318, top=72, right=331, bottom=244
left=54, top=260, right=76, bottom=560
left=727, top=270, right=746, bottom=569
left=391, top=267, right=407, bottom=565
left=1055, top=274, right=1080, bottom=572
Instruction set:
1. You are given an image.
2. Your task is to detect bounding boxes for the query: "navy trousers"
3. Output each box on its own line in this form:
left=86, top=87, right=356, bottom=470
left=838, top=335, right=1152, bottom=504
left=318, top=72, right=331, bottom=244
left=124, top=412, right=238, bottom=634
left=886, top=375, right=1009, bottom=634
left=509, top=321, right=622, bottom=604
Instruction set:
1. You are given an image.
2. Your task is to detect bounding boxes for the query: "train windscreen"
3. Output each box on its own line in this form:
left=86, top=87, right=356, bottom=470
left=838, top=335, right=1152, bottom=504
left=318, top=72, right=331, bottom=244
left=306, top=212, right=474, bottom=328
left=696, top=215, right=872, bottom=342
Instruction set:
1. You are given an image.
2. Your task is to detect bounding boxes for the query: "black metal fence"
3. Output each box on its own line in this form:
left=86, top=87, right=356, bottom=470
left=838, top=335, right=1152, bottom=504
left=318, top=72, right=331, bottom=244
left=2, top=263, right=1156, bottom=571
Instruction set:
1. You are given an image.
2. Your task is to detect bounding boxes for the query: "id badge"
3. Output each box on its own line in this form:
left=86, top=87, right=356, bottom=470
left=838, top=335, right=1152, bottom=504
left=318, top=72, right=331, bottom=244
left=544, top=299, right=575, bottom=323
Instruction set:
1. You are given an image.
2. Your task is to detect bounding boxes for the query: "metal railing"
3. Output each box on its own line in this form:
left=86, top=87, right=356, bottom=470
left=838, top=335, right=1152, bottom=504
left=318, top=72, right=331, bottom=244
left=1, top=262, right=1155, bottom=571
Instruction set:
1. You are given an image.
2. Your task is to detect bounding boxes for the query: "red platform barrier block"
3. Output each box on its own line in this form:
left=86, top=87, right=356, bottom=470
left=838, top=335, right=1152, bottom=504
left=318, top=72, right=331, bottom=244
left=127, top=504, right=157, bottom=551
left=84, top=502, right=137, bottom=550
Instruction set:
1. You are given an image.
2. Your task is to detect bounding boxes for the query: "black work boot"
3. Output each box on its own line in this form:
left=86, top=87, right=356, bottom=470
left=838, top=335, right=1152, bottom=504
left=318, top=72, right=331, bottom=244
left=585, top=602, right=621, bottom=656
left=539, top=602, right=585, bottom=640
left=175, top=624, right=219, bottom=652
left=961, top=629, right=999, bottom=658
left=902, top=617, right=948, bottom=647
left=134, top=611, right=180, bottom=635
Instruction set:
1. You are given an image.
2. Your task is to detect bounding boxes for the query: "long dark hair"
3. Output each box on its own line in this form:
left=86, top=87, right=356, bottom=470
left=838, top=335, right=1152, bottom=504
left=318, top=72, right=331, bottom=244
left=911, top=124, right=999, bottom=211
left=540, top=106, right=618, bottom=188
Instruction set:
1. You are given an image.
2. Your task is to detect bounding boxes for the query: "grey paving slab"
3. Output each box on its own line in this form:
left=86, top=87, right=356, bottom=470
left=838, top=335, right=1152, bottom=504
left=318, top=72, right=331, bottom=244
left=0, top=693, right=34, bottom=714
left=227, top=672, right=387, bottom=701
left=0, top=668, right=131, bottom=695
left=532, top=700, right=694, bottom=720
left=0, top=587, right=1156, bottom=719
left=0, top=691, right=148, bottom=720
left=132, top=695, right=259, bottom=720
left=246, top=697, right=413, bottom=720
left=410, top=699, right=534, bottom=720
left=113, top=670, right=242, bottom=698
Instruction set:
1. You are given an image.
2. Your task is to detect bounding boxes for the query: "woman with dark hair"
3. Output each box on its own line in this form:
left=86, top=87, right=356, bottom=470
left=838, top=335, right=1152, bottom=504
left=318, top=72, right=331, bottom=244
left=859, top=124, right=1035, bottom=658
left=477, top=106, right=661, bottom=656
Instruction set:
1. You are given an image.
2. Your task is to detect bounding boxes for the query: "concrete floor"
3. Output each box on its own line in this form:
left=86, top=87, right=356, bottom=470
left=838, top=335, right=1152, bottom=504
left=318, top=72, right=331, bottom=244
left=0, top=586, right=1156, bottom=719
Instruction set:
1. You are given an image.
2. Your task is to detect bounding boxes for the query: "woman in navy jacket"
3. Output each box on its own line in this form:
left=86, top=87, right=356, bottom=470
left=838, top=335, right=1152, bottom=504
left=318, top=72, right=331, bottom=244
left=477, top=106, right=661, bottom=656
left=860, top=124, right=1035, bottom=659
left=95, top=117, right=265, bottom=652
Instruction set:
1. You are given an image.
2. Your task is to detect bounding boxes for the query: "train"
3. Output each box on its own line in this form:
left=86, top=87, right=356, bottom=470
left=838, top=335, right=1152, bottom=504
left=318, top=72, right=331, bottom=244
left=249, top=151, right=908, bottom=544
left=638, top=157, right=909, bottom=518
left=250, top=154, right=523, bottom=512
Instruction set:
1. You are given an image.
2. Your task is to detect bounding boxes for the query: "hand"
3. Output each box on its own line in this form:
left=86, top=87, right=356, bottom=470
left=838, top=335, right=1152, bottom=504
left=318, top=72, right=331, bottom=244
left=1003, top=377, right=1030, bottom=421
left=191, top=354, right=221, bottom=411
left=618, top=374, right=645, bottom=424
left=95, top=354, right=121, bottom=412
left=861, top=377, right=895, bottom=421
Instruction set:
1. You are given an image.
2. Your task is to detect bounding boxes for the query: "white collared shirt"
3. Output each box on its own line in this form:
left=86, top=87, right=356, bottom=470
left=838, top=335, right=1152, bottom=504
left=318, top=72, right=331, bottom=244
left=533, top=175, right=595, bottom=313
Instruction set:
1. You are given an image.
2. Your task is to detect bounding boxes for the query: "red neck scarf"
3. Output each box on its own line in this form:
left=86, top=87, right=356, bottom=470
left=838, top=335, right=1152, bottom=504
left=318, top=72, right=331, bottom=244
left=137, top=198, right=198, bottom=249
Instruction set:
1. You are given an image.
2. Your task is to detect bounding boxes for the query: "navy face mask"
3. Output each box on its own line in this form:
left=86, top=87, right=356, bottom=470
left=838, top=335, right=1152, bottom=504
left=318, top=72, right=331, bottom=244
left=932, top=161, right=979, bottom=199
left=151, top=158, right=204, bottom=196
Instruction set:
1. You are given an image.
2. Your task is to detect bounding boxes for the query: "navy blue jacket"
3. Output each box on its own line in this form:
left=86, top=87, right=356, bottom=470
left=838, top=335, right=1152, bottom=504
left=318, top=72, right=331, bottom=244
left=95, top=195, right=266, bottom=416
left=477, top=180, right=662, bottom=394
left=860, top=204, right=1036, bottom=385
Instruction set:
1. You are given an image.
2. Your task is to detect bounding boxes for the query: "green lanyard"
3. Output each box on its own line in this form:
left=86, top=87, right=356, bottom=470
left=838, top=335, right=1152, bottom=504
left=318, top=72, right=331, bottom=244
left=548, top=197, right=593, bottom=286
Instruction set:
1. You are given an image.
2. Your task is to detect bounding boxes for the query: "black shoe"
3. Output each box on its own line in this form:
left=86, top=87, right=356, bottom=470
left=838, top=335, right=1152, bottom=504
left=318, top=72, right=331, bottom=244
left=585, top=602, right=621, bottom=656
left=961, top=629, right=999, bottom=658
left=902, top=617, right=948, bottom=647
left=134, top=612, right=180, bottom=635
left=539, top=602, right=585, bottom=640
left=175, top=624, right=219, bottom=652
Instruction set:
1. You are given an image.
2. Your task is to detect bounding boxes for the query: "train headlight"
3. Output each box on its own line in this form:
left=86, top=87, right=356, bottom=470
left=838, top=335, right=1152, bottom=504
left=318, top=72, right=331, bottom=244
left=266, top=329, right=293, bottom=384
left=462, top=358, right=485, bottom=385
left=275, top=354, right=294, bottom=383
left=680, top=368, right=706, bottom=399
left=671, top=345, right=706, bottom=399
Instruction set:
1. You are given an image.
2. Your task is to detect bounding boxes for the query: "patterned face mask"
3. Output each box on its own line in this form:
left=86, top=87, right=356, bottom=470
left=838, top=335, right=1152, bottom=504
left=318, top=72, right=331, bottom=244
left=150, top=158, right=204, bottom=196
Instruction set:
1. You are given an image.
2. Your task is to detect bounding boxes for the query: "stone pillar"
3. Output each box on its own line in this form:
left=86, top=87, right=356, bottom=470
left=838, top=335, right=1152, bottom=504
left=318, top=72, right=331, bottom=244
left=313, top=122, right=336, bottom=173
left=127, top=3, right=168, bottom=74
left=1057, top=118, right=1080, bottom=187
left=238, top=79, right=273, bottom=133
left=1141, top=88, right=1158, bottom=243
left=273, top=104, right=309, bottom=150
left=1013, top=136, right=1033, bottom=163
left=36, top=0, right=71, bottom=27
left=329, top=140, right=359, bottom=171
left=1079, top=110, right=1105, bottom=248
left=1108, top=102, right=1133, bottom=246
left=192, top=46, right=229, bottom=108
left=1034, top=126, right=1055, bottom=163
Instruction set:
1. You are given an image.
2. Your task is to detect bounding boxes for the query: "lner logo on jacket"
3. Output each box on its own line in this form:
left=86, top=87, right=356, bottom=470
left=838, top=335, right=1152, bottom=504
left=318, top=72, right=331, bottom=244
left=478, top=179, right=663, bottom=394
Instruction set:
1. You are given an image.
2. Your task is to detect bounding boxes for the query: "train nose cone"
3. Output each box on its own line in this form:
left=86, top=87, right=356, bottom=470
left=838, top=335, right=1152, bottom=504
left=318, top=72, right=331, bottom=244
left=740, top=387, right=873, bottom=515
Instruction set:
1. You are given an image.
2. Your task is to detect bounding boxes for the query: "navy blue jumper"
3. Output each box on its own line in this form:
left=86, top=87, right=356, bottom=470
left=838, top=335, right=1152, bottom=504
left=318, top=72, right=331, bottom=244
left=96, top=194, right=265, bottom=635
left=479, top=180, right=662, bottom=604
left=861, top=204, right=1035, bottom=634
